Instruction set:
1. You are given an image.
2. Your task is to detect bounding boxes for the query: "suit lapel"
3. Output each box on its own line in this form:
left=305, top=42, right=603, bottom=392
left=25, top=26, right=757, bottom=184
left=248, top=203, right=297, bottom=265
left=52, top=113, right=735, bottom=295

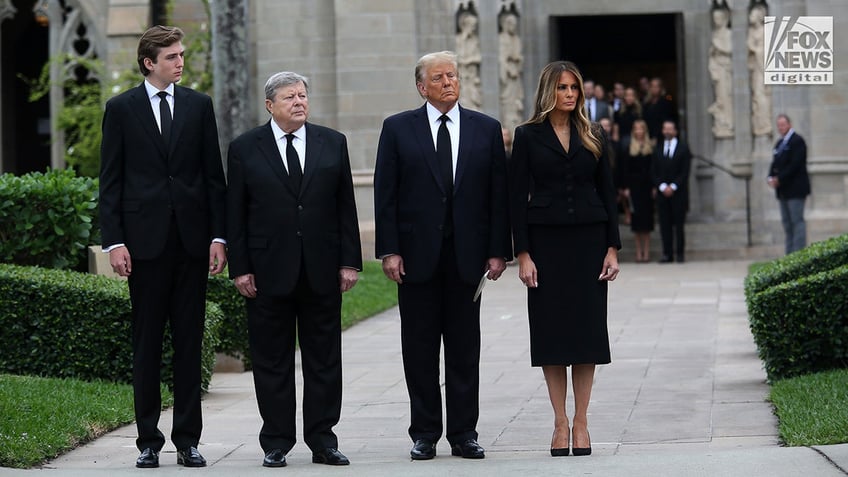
left=128, top=83, right=168, bottom=158
left=413, top=105, right=448, bottom=194
left=300, top=123, right=323, bottom=197
left=256, top=121, right=296, bottom=194
left=535, top=120, right=568, bottom=158
left=168, top=86, right=191, bottom=157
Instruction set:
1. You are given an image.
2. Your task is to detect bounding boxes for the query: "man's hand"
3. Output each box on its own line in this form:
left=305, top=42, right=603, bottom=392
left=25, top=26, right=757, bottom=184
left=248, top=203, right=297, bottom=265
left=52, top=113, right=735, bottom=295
left=486, top=257, right=507, bottom=280
left=234, top=273, right=257, bottom=298
left=209, top=242, right=227, bottom=275
left=662, top=187, right=675, bottom=198
left=382, top=254, right=405, bottom=284
left=767, top=176, right=779, bottom=189
left=109, top=246, right=132, bottom=277
left=339, top=268, right=359, bottom=293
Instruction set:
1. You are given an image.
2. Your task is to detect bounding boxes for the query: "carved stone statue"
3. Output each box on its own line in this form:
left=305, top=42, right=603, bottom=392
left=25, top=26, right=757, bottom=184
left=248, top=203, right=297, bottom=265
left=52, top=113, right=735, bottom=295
left=707, top=1, right=734, bottom=138
left=455, top=3, right=482, bottom=110
left=498, top=5, right=524, bottom=134
left=748, top=0, right=772, bottom=137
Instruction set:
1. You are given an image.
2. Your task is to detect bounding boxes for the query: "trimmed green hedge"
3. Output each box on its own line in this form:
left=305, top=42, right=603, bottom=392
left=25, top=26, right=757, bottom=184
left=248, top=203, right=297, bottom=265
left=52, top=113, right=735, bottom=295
left=745, top=233, right=848, bottom=298
left=0, top=169, right=99, bottom=270
left=207, top=274, right=251, bottom=369
left=0, top=264, right=221, bottom=392
left=748, top=263, right=848, bottom=381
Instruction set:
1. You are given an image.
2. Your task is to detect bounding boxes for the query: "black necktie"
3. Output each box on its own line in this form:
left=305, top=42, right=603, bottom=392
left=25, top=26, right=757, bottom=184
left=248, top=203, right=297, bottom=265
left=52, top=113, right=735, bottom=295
left=665, top=141, right=671, bottom=158
left=284, top=133, right=302, bottom=192
left=588, top=100, right=595, bottom=121
left=157, top=91, right=171, bottom=145
left=437, top=115, right=454, bottom=236
left=437, top=115, right=453, bottom=192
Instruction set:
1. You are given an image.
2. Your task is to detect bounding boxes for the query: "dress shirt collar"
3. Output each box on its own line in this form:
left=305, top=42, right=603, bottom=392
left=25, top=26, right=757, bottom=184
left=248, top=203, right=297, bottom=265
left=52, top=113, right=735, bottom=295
left=426, top=101, right=459, bottom=126
left=270, top=120, right=306, bottom=143
left=144, top=79, right=174, bottom=99
left=782, top=128, right=795, bottom=143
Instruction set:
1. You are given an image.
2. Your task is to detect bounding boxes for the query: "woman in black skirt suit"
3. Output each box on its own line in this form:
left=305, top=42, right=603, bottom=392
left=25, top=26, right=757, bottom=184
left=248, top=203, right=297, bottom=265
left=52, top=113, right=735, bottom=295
left=622, top=119, right=656, bottom=262
left=510, top=61, right=621, bottom=457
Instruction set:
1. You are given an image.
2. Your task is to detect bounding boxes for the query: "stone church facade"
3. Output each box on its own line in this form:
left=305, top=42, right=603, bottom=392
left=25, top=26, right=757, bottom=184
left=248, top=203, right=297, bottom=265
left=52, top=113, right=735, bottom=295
left=1, top=0, right=846, bottom=258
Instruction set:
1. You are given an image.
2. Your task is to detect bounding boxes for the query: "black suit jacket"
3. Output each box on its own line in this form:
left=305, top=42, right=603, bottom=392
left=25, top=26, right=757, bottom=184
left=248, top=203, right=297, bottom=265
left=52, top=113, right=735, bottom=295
left=227, top=121, right=362, bottom=296
left=769, top=132, right=810, bottom=199
left=374, top=104, right=512, bottom=285
left=652, top=138, right=692, bottom=209
left=99, top=83, right=226, bottom=260
left=509, top=120, right=622, bottom=255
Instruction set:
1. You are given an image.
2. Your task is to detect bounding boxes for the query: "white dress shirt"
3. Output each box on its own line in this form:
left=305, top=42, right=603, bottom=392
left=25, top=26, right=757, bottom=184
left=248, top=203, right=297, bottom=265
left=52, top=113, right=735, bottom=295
left=659, top=137, right=680, bottom=192
left=426, top=102, right=459, bottom=179
left=144, top=80, right=174, bottom=133
left=270, top=120, right=306, bottom=174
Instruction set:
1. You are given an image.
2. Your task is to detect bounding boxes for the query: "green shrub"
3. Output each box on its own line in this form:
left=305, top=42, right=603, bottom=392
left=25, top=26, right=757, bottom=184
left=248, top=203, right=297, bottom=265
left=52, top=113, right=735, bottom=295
left=748, top=263, right=848, bottom=381
left=206, top=274, right=251, bottom=368
left=744, top=233, right=848, bottom=300
left=0, top=169, right=99, bottom=270
left=0, top=264, right=221, bottom=391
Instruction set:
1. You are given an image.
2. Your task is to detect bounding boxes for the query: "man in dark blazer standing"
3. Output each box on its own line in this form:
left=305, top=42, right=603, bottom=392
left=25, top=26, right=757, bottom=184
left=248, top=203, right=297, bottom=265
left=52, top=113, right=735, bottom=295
left=768, top=114, right=811, bottom=254
left=99, top=25, right=226, bottom=468
left=652, top=120, right=691, bottom=263
left=227, top=71, right=362, bottom=468
left=374, top=51, right=511, bottom=461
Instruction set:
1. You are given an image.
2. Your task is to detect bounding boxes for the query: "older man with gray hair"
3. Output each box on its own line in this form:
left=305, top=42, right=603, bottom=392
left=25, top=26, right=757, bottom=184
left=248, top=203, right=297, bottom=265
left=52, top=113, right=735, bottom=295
left=227, top=71, right=362, bottom=468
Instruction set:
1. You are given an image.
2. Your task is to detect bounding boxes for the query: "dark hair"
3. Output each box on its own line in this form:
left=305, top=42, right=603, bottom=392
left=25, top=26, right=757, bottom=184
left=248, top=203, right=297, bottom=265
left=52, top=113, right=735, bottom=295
left=137, top=25, right=185, bottom=76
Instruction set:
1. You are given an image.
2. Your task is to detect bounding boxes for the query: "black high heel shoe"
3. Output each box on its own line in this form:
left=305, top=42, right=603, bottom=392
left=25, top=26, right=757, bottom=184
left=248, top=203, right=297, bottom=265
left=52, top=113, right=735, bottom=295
left=572, top=428, right=591, bottom=456
left=550, top=428, right=570, bottom=457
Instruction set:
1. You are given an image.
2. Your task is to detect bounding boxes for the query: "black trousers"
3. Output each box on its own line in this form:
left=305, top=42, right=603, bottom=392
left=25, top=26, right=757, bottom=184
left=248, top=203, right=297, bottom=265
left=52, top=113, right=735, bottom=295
left=246, top=262, right=343, bottom=453
left=128, top=219, right=207, bottom=452
left=657, top=194, right=686, bottom=259
left=398, top=239, right=481, bottom=445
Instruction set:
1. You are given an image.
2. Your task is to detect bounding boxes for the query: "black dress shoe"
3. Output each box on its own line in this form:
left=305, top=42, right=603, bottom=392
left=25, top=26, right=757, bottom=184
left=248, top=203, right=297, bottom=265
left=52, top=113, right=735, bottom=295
left=136, top=448, right=159, bottom=468
left=572, top=445, right=592, bottom=456
left=676, top=255, right=685, bottom=263
left=312, top=448, right=350, bottom=465
left=451, top=439, right=485, bottom=459
left=177, top=446, right=206, bottom=467
left=410, top=439, right=436, bottom=460
left=659, top=256, right=674, bottom=263
left=263, top=449, right=287, bottom=467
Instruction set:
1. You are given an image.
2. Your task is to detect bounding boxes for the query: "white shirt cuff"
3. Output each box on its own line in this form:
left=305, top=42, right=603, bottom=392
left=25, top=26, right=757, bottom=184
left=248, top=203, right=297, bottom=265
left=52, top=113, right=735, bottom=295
left=102, top=243, right=126, bottom=253
left=670, top=183, right=678, bottom=191
left=212, top=238, right=227, bottom=245
left=659, top=183, right=668, bottom=192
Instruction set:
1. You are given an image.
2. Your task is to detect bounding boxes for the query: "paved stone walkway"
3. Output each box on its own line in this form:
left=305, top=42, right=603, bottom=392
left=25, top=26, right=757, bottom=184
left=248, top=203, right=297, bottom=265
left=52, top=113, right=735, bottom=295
left=9, top=260, right=848, bottom=476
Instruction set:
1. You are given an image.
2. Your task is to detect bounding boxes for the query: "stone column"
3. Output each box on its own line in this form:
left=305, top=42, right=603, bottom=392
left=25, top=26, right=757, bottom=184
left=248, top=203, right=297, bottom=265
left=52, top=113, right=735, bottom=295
left=0, top=0, right=16, bottom=173
left=211, top=0, right=250, bottom=164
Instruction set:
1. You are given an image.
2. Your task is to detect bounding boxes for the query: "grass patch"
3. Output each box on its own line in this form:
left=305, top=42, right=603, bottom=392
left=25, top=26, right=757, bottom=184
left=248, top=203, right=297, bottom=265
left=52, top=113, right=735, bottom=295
left=341, top=260, right=398, bottom=329
left=0, top=374, right=172, bottom=468
left=770, top=368, right=848, bottom=446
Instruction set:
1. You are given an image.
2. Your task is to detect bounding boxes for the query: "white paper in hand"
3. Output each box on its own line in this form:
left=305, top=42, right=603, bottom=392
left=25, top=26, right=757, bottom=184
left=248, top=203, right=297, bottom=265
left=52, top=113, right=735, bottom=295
left=473, top=270, right=489, bottom=302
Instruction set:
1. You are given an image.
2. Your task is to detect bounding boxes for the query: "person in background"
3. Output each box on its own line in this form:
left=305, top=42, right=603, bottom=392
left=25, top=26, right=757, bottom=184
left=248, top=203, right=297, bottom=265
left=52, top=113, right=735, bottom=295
left=510, top=60, right=620, bottom=458
left=652, top=120, right=691, bottom=263
left=767, top=114, right=810, bottom=254
left=642, top=77, right=675, bottom=141
left=622, top=119, right=655, bottom=262
left=613, top=86, right=641, bottom=145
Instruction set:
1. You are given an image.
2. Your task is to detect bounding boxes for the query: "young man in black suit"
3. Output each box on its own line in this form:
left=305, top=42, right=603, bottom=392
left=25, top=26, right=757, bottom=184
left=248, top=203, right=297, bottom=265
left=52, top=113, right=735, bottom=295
left=226, top=71, right=362, bottom=468
left=374, top=51, right=512, bottom=461
left=99, top=25, right=227, bottom=468
left=652, top=120, right=691, bottom=263
left=767, top=114, right=811, bottom=254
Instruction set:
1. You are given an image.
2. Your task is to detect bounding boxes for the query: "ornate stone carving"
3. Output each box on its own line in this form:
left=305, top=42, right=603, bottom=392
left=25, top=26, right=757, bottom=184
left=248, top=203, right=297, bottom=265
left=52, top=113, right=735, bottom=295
left=707, top=0, right=734, bottom=139
left=0, top=0, right=17, bottom=22
left=498, top=2, right=523, bottom=134
left=455, top=1, right=482, bottom=110
left=748, top=0, right=772, bottom=137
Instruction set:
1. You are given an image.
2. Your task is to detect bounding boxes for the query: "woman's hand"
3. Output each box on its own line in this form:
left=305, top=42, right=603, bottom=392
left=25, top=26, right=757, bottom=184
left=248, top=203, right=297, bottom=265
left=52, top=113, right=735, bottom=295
left=517, top=252, right=539, bottom=288
left=598, top=247, right=620, bottom=281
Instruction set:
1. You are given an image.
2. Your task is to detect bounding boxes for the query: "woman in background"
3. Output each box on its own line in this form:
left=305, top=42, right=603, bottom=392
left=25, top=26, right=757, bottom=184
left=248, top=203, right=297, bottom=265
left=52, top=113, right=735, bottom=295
left=622, top=119, right=655, bottom=262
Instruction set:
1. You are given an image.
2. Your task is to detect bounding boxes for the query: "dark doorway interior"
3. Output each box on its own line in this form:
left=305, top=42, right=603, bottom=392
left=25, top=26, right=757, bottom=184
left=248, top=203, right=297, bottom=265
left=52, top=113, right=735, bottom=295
left=550, top=13, right=684, bottom=131
left=2, top=0, right=50, bottom=174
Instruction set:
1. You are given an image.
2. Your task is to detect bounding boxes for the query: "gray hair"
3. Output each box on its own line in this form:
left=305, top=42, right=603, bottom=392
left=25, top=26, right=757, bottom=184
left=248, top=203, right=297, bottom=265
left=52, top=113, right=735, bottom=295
left=414, top=51, right=458, bottom=84
left=264, top=71, right=309, bottom=101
